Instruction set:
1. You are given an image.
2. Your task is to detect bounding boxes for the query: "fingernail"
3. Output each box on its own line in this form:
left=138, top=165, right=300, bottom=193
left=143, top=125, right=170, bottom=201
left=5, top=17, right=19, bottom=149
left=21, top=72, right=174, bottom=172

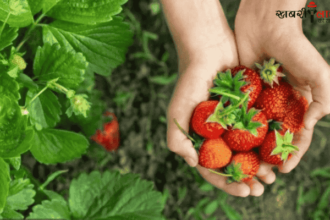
left=184, top=157, right=197, bottom=167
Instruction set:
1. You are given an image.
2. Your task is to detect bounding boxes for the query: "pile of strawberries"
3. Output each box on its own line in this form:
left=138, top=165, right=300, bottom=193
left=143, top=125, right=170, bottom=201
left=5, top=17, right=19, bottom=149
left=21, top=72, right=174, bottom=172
left=175, top=58, right=308, bottom=183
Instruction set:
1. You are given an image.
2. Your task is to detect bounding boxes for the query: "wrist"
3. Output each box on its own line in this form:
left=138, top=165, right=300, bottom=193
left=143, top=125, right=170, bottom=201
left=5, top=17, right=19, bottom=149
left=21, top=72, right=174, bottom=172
left=178, top=31, right=239, bottom=74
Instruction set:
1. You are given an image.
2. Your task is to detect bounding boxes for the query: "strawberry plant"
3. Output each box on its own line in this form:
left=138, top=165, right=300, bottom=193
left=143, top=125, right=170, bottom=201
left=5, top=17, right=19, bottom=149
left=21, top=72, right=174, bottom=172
left=0, top=0, right=169, bottom=218
left=0, top=168, right=165, bottom=219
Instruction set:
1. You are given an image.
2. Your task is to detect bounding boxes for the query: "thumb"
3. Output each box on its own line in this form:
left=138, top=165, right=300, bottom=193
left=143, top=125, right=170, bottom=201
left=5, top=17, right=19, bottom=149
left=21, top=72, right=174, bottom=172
left=304, top=101, right=326, bottom=130
left=167, top=118, right=199, bottom=167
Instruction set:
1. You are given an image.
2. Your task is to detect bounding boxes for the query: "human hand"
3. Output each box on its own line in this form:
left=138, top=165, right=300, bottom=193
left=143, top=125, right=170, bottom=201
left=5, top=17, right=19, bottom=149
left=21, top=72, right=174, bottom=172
left=235, top=0, right=330, bottom=173
left=166, top=29, right=274, bottom=198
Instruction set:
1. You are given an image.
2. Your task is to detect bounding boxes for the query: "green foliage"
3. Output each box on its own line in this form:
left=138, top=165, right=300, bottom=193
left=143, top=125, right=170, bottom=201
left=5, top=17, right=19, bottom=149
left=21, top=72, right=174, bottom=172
left=43, top=16, right=134, bottom=76
left=27, top=170, right=165, bottom=220
left=29, top=129, right=89, bottom=164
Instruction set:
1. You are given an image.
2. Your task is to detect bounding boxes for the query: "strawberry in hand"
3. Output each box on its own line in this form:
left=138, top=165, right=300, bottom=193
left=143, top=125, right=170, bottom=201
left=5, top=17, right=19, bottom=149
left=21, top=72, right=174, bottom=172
left=210, top=67, right=262, bottom=109
left=91, top=111, right=120, bottom=152
left=210, top=151, right=260, bottom=183
left=259, top=130, right=299, bottom=165
left=223, top=102, right=268, bottom=152
left=190, top=93, right=249, bottom=139
left=174, top=119, right=232, bottom=169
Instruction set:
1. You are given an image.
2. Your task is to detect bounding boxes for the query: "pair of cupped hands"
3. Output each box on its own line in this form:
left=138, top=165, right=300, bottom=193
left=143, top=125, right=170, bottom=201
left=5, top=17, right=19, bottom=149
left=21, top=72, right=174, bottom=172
left=166, top=1, right=330, bottom=197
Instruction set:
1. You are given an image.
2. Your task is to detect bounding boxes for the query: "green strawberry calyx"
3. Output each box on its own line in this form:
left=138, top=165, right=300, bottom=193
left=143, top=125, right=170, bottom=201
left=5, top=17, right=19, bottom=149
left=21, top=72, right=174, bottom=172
left=232, top=101, right=263, bottom=136
left=271, top=130, right=299, bottom=162
left=209, top=162, right=249, bottom=183
left=209, top=69, right=248, bottom=105
left=255, top=58, right=285, bottom=88
left=206, top=92, right=249, bottom=128
left=269, top=120, right=283, bottom=131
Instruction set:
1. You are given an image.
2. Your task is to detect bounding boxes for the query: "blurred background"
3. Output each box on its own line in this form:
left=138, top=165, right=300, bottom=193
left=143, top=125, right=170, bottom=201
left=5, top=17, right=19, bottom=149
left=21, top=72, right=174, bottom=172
left=23, top=0, right=330, bottom=219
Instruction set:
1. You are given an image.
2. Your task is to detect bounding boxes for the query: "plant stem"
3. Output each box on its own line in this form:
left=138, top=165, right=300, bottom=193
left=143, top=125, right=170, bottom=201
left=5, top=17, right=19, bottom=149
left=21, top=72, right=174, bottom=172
left=0, top=12, right=11, bottom=40
left=16, top=13, right=46, bottom=52
left=53, top=82, right=68, bottom=93
left=208, top=88, right=241, bottom=100
left=25, top=85, right=48, bottom=108
left=173, top=118, right=195, bottom=142
left=208, top=169, right=232, bottom=177
left=218, top=92, right=249, bottom=118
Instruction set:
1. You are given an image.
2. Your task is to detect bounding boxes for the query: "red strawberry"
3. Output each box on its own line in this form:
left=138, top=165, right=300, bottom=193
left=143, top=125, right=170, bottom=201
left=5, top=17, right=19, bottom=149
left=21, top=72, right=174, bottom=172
left=209, top=67, right=262, bottom=109
left=255, top=58, right=285, bottom=88
left=198, top=138, right=232, bottom=169
left=190, top=101, right=225, bottom=139
left=222, top=151, right=260, bottom=183
left=280, top=94, right=309, bottom=133
left=259, top=130, right=299, bottom=165
left=190, top=94, right=248, bottom=139
left=222, top=107, right=268, bottom=152
left=174, top=119, right=232, bottom=169
left=254, top=81, right=295, bottom=121
left=231, top=65, right=262, bottom=108
left=91, top=112, right=120, bottom=151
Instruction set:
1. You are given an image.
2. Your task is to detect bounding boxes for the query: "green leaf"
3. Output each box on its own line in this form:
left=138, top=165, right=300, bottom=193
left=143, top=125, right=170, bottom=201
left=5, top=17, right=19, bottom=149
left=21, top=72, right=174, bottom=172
left=27, top=0, right=43, bottom=15
left=17, top=73, right=38, bottom=90
left=219, top=193, right=242, bottom=220
left=301, top=187, right=320, bottom=204
left=34, top=42, right=88, bottom=89
left=30, top=128, right=88, bottom=164
left=42, top=190, right=66, bottom=203
left=42, top=0, right=61, bottom=14
left=27, top=199, right=70, bottom=220
left=316, top=184, right=330, bottom=210
left=39, top=170, right=68, bottom=190
left=0, top=21, right=18, bottom=51
left=204, top=200, right=218, bottom=215
left=0, top=0, right=34, bottom=27
left=0, top=158, right=10, bottom=212
left=8, top=178, right=30, bottom=196
left=69, top=171, right=165, bottom=220
left=0, top=206, right=23, bottom=219
left=149, top=74, right=177, bottom=85
left=26, top=89, right=62, bottom=129
left=7, top=156, right=20, bottom=170
left=0, top=128, right=34, bottom=158
left=310, top=166, right=330, bottom=178
left=45, top=0, right=128, bottom=25
left=42, top=16, right=133, bottom=76
left=6, top=183, right=35, bottom=211
left=0, top=71, right=20, bottom=100
left=0, top=96, right=27, bottom=155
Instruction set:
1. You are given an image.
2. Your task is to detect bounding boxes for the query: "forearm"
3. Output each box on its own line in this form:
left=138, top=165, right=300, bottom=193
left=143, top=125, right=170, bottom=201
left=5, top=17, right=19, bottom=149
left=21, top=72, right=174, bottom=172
left=160, top=0, right=234, bottom=65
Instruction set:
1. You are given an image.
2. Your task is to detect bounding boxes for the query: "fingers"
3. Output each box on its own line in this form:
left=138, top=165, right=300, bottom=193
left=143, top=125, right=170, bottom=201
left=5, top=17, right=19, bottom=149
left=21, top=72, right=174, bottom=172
left=167, top=119, right=199, bottom=167
left=246, top=179, right=264, bottom=197
left=256, top=162, right=276, bottom=184
left=278, top=127, right=313, bottom=173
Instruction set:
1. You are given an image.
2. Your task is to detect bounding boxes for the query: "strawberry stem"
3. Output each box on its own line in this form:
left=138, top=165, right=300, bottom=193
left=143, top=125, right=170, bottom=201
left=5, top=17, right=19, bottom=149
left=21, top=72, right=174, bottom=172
left=25, top=85, right=48, bottom=108
left=218, top=92, right=249, bottom=118
left=173, top=118, right=195, bottom=142
left=208, top=88, right=241, bottom=100
left=208, top=169, right=232, bottom=177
